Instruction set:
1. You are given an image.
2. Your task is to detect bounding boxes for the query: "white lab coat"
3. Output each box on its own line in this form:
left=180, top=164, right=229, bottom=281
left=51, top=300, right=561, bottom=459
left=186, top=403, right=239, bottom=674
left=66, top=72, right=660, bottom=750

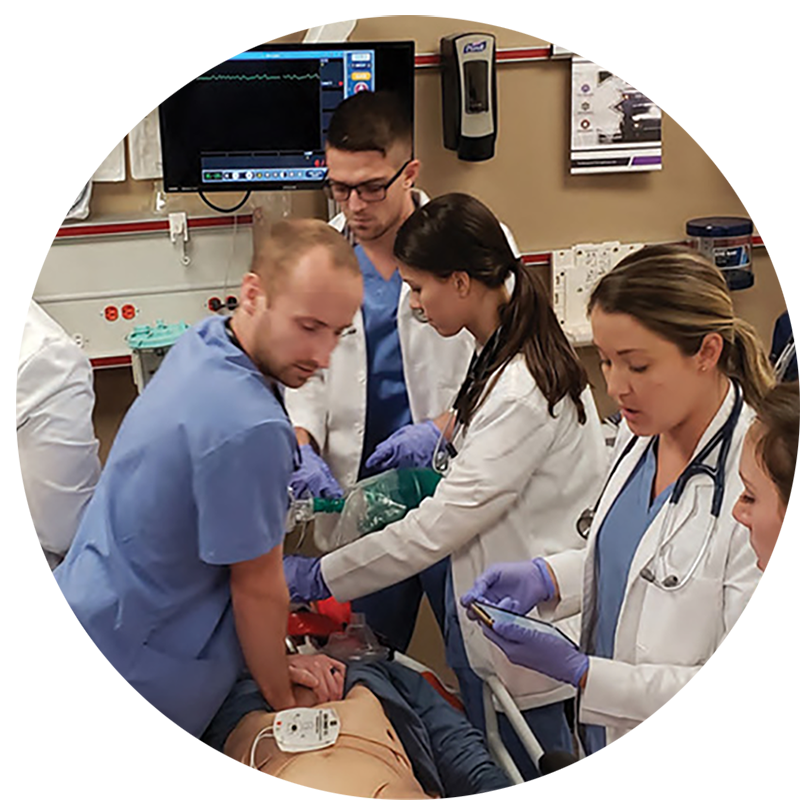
left=284, top=189, right=517, bottom=492
left=16, top=301, right=101, bottom=569
left=321, top=355, right=608, bottom=710
left=542, top=381, right=761, bottom=746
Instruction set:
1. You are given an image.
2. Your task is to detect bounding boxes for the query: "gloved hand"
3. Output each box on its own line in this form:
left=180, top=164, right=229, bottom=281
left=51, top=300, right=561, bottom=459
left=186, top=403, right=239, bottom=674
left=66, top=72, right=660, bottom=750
left=290, top=444, right=344, bottom=499
left=482, top=621, right=589, bottom=688
left=364, top=420, right=441, bottom=472
left=460, top=558, right=555, bottom=618
left=283, top=555, right=331, bottom=603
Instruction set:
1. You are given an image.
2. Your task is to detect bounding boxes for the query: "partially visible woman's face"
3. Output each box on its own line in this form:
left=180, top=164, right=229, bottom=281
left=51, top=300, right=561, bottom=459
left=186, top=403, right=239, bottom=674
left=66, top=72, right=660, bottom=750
left=590, top=307, right=713, bottom=438
left=399, top=263, right=467, bottom=337
left=733, top=424, right=786, bottom=571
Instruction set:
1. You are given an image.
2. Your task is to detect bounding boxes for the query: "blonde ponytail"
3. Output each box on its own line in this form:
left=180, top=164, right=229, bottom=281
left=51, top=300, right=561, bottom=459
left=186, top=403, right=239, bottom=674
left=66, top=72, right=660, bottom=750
left=728, top=318, right=776, bottom=406
left=589, top=245, right=775, bottom=407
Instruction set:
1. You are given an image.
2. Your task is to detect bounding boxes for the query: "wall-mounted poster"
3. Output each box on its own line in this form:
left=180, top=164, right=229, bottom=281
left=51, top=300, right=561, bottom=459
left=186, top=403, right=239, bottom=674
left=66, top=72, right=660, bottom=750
left=571, top=57, right=662, bottom=174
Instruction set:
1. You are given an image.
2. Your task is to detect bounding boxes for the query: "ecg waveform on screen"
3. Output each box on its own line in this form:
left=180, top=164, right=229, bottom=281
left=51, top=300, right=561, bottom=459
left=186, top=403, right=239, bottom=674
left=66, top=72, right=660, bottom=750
left=197, top=73, right=320, bottom=82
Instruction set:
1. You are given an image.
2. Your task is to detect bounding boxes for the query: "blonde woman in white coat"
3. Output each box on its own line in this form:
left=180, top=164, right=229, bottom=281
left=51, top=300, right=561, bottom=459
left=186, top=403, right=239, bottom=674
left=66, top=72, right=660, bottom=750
left=285, top=193, right=607, bottom=778
left=463, top=245, right=771, bottom=754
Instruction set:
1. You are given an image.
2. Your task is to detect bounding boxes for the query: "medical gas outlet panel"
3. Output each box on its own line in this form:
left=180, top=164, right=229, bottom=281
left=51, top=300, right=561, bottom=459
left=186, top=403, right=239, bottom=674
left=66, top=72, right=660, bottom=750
left=552, top=241, right=643, bottom=345
left=34, top=222, right=253, bottom=361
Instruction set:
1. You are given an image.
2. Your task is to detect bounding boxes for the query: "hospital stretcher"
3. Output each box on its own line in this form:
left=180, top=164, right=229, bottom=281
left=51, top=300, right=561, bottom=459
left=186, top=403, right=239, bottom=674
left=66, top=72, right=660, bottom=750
left=288, top=601, right=561, bottom=784
left=16, top=574, right=578, bottom=800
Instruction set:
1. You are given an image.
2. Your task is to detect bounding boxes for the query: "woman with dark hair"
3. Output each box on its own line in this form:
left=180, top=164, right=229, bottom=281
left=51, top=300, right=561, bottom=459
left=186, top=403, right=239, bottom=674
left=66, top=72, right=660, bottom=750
left=287, top=193, right=607, bottom=778
left=464, top=244, right=771, bottom=756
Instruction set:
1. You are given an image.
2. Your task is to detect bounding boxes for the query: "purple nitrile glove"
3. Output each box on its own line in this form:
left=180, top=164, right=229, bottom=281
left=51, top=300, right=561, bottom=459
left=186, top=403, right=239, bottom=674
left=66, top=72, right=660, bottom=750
left=290, top=444, right=344, bottom=500
left=283, top=555, right=331, bottom=603
left=364, top=420, right=441, bottom=472
left=482, top=620, right=589, bottom=688
left=460, top=558, right=555, bottom=618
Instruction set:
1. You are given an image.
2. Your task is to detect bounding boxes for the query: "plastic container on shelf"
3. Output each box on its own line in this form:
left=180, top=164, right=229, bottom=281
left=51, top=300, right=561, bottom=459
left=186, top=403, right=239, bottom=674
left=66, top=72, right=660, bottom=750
left=686, top=216, right=754, bottom=291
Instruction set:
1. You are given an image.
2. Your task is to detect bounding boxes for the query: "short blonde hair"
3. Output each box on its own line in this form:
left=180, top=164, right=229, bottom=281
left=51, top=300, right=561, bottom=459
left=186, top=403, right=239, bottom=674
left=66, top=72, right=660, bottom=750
left=252, top=218, right=359, bottom=291
left=588, top=244, right=775, bottom=407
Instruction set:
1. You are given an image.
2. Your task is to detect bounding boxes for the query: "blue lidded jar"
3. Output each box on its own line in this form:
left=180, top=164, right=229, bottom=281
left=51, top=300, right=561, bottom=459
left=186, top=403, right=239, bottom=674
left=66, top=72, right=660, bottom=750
left=686, top=216, right=754, bottom=291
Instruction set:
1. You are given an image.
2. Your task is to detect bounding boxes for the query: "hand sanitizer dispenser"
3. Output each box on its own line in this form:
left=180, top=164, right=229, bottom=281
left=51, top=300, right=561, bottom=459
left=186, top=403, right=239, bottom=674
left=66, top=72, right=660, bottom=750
left=440, top=33, right=498, bottom=161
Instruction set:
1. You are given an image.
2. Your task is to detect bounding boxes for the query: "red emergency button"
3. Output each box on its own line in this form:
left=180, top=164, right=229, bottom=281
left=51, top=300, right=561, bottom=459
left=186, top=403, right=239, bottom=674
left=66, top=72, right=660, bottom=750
left=121, top=304, right=136, bottom=320
left=104, top=305, right=119, bottom=322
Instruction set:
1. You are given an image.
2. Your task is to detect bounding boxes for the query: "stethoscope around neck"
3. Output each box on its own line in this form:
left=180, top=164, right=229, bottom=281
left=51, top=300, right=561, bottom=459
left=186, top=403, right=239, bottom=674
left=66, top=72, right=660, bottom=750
left=576, top=382, right=744, bottom=592
left=432, top=326, right=505, bottom=474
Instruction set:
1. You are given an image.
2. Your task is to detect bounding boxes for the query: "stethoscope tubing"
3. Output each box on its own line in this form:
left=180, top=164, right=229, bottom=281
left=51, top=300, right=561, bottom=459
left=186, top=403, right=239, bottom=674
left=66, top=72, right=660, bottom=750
left=578, top=383, right=743, bottom=591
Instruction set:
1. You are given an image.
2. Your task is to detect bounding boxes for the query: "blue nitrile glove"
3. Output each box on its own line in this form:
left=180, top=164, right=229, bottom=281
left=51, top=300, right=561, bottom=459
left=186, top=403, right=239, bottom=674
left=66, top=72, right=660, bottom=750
left=364, top=420, right=441, bottom=472
left=460, top=558, right=555, bottom=618
left=482, top=621, right=589, bottom=688
left=283, top=555, right=332, bottom=603
left=290, top=444, right=344, bottom=500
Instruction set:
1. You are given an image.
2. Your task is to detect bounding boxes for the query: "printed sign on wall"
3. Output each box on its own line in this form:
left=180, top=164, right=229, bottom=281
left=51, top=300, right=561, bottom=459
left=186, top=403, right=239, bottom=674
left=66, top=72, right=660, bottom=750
left=555, top=15, right=661, bottom=175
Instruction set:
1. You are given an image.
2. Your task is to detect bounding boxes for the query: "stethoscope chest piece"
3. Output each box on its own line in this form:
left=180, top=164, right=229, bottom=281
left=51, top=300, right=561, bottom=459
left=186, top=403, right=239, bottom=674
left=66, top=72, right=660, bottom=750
left=576, top=508, right=595, bottom=538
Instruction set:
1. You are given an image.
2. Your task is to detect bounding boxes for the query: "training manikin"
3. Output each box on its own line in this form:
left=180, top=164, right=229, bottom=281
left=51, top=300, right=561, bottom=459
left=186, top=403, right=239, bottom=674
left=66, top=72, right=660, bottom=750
left=224, top=685, right=436, bottom=800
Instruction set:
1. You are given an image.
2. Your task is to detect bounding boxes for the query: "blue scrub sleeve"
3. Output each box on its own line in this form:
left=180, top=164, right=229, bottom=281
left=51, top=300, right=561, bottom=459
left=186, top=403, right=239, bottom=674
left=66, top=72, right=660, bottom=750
left=192, top=420, right=295, bottom=565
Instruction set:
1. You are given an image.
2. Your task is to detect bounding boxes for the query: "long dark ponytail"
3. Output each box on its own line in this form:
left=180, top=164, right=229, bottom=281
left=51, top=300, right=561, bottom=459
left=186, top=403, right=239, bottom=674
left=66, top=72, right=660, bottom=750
left=394, top=193, right=588, bottom=427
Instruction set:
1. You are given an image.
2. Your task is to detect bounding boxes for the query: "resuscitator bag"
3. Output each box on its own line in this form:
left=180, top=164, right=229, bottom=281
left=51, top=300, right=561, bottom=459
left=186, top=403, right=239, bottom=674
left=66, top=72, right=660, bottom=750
left=321, top=613, right=390, bottom=663
left=317, top=468, right=442, bottom=552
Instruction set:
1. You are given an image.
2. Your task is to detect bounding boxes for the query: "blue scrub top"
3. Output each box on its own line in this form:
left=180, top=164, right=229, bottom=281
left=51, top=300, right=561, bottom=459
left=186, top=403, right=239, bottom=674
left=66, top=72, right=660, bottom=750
left=356, top=244, right=412, bottom=479
left=583, top=440, right=673, bottom=755
left=55, top=316, right=296, bottom=736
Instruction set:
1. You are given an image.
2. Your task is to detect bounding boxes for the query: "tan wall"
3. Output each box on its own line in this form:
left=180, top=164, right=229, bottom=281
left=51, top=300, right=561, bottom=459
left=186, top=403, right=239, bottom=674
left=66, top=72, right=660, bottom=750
left=80, top=15, right=789, bottom=679
left=88, top=13, right=787, bottom=423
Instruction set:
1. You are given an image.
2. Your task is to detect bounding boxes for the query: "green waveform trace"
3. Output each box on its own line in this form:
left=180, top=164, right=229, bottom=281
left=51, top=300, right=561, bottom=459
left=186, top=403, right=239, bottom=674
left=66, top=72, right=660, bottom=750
left=198, top=72, right=320, bottom=82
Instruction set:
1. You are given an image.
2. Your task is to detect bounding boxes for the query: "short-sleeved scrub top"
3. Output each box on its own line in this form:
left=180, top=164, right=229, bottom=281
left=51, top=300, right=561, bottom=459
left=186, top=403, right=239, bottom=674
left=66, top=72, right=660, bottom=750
left=56, top=316, right=296, bottom=736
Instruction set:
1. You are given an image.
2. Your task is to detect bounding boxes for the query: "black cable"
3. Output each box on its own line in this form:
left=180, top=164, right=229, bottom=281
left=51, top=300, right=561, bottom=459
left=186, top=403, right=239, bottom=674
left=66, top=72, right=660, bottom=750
left=198, top=190, right=251, bottom=214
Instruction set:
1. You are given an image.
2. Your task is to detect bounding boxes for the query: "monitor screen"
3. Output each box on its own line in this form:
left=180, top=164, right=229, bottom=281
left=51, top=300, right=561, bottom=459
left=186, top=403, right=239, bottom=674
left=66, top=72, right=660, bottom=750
left=159, top=41, right=415, bottom=193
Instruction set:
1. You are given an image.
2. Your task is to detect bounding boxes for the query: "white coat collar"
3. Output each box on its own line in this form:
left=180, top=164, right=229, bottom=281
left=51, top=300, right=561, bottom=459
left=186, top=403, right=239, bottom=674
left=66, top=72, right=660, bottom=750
left=592, top=380, right=738, bottom=537
left=582, top=381, right=742, bottom=644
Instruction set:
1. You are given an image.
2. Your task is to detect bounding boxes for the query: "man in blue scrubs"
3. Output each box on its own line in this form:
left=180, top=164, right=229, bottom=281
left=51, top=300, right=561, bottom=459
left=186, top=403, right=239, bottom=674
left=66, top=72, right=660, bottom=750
left=55, top=219, right=363, bottom=736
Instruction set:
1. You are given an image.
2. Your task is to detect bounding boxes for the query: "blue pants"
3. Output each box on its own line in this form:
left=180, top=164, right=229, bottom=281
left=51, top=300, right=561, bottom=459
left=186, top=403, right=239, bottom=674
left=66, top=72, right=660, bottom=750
left=580, top=725, right=606, bottom=800
left=443, top=570, right=573, bottom=781
left=352, top=558, right=449, bottom=653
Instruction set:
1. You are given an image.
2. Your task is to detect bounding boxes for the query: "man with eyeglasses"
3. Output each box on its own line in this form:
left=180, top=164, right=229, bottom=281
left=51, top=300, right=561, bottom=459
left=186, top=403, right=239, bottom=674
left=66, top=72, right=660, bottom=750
left=285, top=91, right=517, bottom=654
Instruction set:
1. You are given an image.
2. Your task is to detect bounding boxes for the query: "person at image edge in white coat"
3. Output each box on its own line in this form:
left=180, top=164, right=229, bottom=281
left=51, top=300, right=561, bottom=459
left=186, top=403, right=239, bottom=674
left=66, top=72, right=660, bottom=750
left=17, top=300, right=101, bottom=569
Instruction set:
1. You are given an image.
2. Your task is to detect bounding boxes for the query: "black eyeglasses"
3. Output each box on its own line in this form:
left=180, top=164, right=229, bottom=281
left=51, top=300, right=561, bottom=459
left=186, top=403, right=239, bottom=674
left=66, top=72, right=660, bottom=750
left=323, top=159, right=412, bottom=203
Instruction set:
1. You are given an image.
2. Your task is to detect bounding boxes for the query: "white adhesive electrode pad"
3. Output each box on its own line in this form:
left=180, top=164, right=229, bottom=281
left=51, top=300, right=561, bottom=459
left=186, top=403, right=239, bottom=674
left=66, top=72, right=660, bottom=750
left=273, top=708, right=341, bottom=753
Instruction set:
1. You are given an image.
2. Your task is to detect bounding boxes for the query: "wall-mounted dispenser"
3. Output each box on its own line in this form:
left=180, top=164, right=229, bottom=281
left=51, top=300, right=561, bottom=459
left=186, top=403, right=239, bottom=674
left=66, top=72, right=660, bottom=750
left=440, top=33, right=497, bottom=161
